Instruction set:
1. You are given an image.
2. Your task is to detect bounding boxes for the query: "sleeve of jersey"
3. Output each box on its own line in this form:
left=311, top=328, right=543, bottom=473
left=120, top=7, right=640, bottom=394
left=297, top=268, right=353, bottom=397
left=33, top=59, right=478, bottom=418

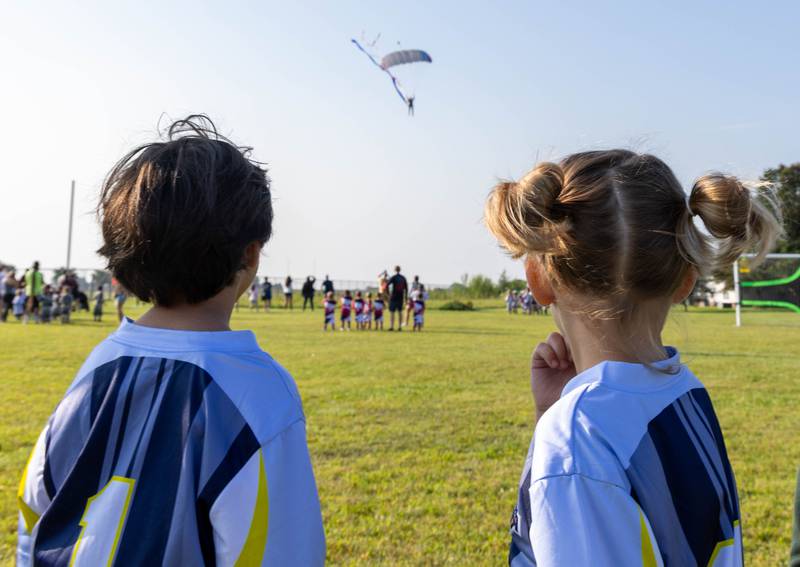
left=17, top=423, right=53, bottom=566
left=209, top=419, right=325, bottom=567
left=529, top=474, right=662, bottom=567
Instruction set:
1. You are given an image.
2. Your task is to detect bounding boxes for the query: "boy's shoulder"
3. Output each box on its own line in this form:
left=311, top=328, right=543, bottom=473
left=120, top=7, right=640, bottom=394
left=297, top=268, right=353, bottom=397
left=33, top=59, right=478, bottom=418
left=68, top=322, right=304, bottom=444
left=531, top=355, right=703, bottom=489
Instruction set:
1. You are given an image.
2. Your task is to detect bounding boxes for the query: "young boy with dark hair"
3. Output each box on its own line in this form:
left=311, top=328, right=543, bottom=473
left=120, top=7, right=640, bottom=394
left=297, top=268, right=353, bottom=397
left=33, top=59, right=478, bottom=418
left=17, top=116, right=325, bottom=566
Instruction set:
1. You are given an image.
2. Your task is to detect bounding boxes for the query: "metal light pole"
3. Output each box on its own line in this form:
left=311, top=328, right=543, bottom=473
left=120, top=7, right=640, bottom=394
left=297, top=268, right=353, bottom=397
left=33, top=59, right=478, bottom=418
left=733, top=259, right=741, bottom=327
left=66, top=180, right=75, bottom=270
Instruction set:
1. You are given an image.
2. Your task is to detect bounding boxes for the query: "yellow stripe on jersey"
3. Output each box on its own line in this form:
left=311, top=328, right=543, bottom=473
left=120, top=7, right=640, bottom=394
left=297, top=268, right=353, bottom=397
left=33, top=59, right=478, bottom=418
left=707, top=519, right=739, bottom=566
left=707, top=537, right=735, bottom=566
left=18, top=447, right=40, bottom=532
left=639, top=509, right=657, bottom=567
left=235, top=449, right=269, bottom=566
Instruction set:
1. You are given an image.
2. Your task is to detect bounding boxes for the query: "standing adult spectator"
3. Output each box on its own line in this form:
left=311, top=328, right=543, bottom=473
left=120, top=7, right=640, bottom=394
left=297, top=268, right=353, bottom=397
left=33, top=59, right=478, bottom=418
left=377, top=270, right=389, bottom=296
left=93, top=285, right=105, bottom=322
left=62, top=270, right=78, bottom=293
left=302, top=276, right=317, bottom=311
left=23, top=261, right=44, bottom=323
left=248, top=282, right=260, bottom=311
left=0, top=265, right=6, bottom=321
left=321, top=275, right=334, bottom=295
left=113, top=278, right=127, bottom=322
left=387, top=265, right=408, bottom=331
left=1, top=268, right=17, bottom=321
left=283, top=276, right=294, bottom=309
left=57, top=270, right=71, bottom=293
left=261, top=277, right=273, bottom=310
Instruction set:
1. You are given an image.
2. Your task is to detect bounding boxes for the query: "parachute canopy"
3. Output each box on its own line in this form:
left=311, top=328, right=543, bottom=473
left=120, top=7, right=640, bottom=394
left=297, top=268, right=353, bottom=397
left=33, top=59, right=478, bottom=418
left=351, top=38, right=432, bottom=110
left=380, top=50, right=433, bottom=70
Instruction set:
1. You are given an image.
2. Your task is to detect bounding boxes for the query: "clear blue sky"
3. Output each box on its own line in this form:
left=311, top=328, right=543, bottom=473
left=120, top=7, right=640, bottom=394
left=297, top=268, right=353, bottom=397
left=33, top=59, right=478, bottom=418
left=2, top=1, right=798, bottom=284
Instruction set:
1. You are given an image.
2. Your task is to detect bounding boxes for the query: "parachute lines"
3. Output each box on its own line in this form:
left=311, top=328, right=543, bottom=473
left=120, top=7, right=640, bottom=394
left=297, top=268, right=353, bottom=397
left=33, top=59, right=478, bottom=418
left=351, top=39, right=408, bottom=104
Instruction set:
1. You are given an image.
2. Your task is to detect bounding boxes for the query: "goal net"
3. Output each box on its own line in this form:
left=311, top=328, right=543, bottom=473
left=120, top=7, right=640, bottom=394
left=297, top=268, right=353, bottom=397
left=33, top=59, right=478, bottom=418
left=735, top=253, right=800, bottom=326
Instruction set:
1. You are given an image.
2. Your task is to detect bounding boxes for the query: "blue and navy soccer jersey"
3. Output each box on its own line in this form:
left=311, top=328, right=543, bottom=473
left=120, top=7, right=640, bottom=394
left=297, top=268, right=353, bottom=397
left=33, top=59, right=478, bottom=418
left=509, top=348, right=742, bottom=567
left=17, top=319, right=325, bottom=566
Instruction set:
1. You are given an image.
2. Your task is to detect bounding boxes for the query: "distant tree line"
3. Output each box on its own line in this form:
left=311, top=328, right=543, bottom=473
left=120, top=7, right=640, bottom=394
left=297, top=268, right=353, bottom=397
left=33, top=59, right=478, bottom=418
left=763, top=163, right=800, bottom=254
left=436, top=270, right=527, bottom=299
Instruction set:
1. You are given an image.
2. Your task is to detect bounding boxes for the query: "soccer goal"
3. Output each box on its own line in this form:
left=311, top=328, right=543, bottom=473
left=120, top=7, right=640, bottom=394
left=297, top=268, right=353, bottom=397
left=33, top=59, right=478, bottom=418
left=733, top=253, right=800, bottom=326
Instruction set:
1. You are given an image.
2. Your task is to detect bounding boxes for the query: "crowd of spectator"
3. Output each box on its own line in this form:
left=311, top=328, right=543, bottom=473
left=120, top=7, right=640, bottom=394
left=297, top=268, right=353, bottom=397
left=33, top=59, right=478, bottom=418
left=0, top=262, right=127, bottom=324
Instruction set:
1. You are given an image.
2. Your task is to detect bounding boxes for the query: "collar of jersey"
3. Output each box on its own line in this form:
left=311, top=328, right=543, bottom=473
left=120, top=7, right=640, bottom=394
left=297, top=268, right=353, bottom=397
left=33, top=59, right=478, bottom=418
left=111, top=317, right=260, bottom=353
left=561, top=346, right=683, bottom=397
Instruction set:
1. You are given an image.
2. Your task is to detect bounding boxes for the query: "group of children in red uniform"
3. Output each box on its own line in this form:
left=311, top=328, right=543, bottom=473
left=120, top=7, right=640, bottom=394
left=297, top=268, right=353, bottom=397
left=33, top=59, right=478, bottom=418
left=323, top=288, right=426, bottom=332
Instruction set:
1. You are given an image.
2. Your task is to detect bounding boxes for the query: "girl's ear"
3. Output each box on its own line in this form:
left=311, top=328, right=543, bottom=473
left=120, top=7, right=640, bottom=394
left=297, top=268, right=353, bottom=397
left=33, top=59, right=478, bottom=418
left=672, top=267, right=698, bottom=304
left=525, top=257, right=555, bottom=306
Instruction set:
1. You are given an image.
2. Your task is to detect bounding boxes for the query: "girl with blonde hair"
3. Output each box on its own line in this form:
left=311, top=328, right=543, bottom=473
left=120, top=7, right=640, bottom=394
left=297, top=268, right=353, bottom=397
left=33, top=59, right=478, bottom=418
left=486, top=150, right=781, bottom=566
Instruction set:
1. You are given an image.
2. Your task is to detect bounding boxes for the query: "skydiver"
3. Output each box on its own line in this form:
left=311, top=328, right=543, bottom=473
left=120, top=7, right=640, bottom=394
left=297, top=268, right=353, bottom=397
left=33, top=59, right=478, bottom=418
left=407, top=96, right=415, bottom=116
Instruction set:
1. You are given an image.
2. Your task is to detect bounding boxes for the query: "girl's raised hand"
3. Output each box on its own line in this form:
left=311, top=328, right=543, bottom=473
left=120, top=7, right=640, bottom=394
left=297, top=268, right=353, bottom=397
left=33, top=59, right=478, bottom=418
left=531, top=332, right=577, bottom=420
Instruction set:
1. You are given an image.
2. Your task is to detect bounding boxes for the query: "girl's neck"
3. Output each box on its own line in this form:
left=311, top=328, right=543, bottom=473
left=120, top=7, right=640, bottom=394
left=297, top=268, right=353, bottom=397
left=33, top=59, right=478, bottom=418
left=555, top=304, right=669, bottom=374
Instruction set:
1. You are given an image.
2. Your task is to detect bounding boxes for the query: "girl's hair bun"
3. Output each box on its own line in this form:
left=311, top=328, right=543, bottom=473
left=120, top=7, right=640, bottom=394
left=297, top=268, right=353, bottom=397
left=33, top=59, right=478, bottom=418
left=688, top=173, right=783, bottom=268
left=517, top=162, right=565, bottom=222
left=484, top=162, right=569, bottom=258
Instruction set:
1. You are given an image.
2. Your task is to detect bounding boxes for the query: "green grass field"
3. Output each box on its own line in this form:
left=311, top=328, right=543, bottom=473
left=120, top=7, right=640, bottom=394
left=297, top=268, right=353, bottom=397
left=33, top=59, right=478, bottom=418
left=1, top=303, right=798, bottom=565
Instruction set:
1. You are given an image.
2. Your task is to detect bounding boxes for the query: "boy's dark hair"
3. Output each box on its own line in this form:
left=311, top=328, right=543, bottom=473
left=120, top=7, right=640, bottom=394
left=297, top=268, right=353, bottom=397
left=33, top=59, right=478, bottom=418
left=97, top=115, right=272, bottom=306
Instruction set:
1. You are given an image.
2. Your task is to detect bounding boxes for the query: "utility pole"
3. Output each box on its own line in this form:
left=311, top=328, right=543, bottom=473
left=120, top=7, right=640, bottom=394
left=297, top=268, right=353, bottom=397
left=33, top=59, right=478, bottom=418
left=66, top=180, right=75, bottom=270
